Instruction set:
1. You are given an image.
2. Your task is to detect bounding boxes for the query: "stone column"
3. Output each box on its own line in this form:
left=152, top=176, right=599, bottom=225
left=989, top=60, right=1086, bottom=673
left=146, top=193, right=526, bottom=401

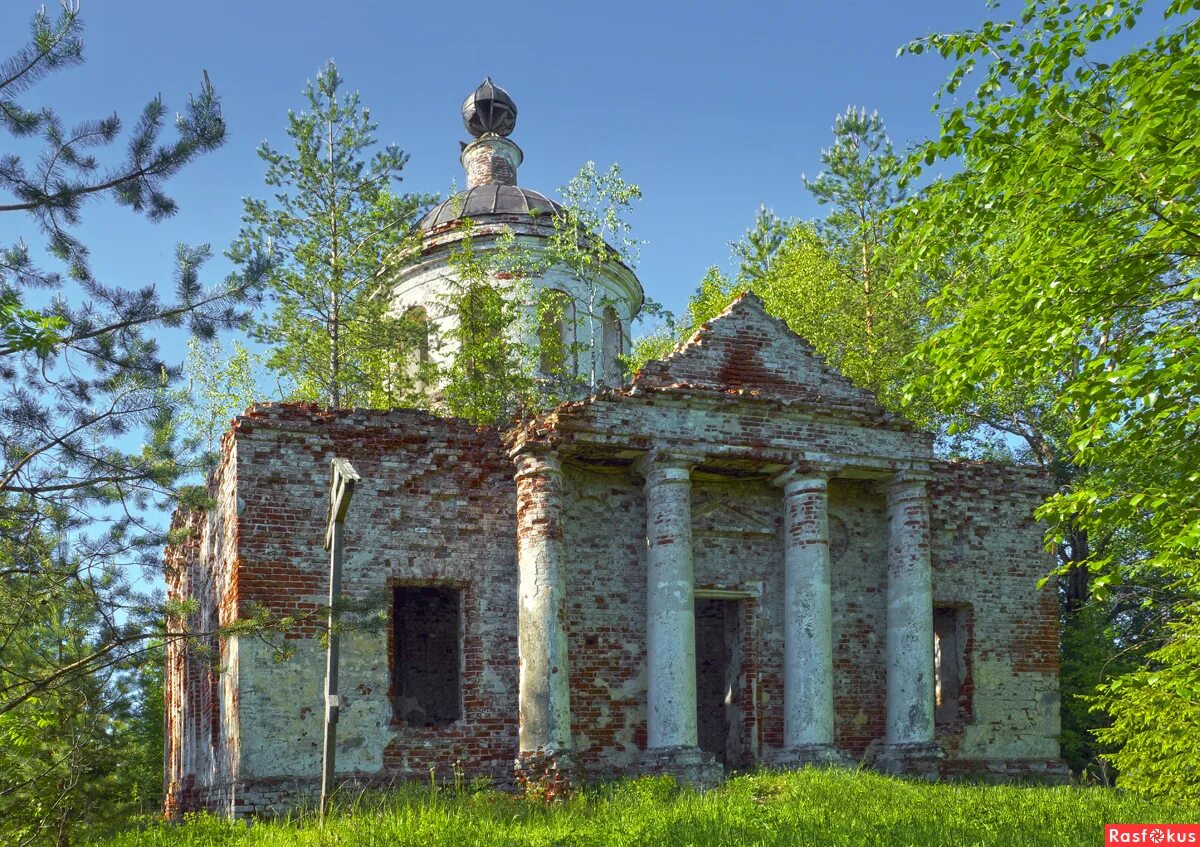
left=770, top=462, right=849, bottom=766
left=634, top=450, right=720, bottom=784
left=512, top=444, right=576, bottom=785
left=638, top=451, right=698, bottom=750
left=872, top=470, right=942, bottom=776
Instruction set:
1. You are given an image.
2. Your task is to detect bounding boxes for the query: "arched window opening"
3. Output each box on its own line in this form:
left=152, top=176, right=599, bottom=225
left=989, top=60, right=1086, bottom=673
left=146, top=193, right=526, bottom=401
left=538, top=289, right=574, bottom=379
left=402, top=306, right=431, bottom=390
left=458, top=285, right=506, bottom=380
left=403, top=306, right=431, bottom=364
left=601, top=306, right=623, bottom=384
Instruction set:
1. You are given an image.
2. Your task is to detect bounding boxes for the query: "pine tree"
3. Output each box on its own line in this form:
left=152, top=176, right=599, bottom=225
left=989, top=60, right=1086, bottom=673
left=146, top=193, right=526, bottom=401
left=803, top=107, right=905, bottom=354
left=730, top=205, right=787, bottom=284
left=0, top=4, right=267, bottom=842
left=233, top=61, right=434, bottom=409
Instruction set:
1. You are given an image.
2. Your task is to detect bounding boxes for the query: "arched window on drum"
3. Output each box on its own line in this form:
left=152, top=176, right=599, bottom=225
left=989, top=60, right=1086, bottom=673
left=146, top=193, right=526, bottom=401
left=601, top=305, right=623, bottom=385
left=402, top=305, right=431, bottom=391
left=538, top=289, right=575, bottom=380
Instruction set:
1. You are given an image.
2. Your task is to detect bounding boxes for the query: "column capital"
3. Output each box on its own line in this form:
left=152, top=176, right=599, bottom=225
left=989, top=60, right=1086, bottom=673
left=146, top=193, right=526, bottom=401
left=885, top=469, right=934, bottom=502
left=772, top=460, right=841, bottom=491
left=632, top=447, right=702, bottom=483
left=511, top=441, right=561, bottom=481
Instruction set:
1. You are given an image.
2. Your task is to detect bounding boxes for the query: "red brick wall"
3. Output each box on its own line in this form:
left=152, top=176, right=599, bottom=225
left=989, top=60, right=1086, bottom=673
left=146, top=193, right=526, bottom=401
left=228, top=405, right=520, bottom=804
left=164, top=433, right=240, bottom=816
left=930, top=461, right=1062, bottom=767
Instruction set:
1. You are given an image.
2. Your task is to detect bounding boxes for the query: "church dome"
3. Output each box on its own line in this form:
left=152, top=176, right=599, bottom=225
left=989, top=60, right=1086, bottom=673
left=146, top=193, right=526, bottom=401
left=390, top=79, right=644, bottom=399
left=417, top=184, right=563, bottom=231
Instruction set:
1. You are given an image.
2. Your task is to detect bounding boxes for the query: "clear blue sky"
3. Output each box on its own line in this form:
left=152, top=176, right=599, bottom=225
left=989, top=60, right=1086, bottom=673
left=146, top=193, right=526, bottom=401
left=6, top=0, right=996, bottom=336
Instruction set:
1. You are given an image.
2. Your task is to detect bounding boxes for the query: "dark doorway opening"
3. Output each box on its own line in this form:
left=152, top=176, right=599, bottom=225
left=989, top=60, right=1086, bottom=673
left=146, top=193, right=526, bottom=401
left=695, top=598, right=742, bottom=767
left=392, top=586, right=462, bottom=726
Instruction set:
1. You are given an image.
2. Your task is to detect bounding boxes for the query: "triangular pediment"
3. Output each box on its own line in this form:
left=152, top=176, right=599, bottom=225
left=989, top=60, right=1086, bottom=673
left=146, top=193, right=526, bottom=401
left=693, top=501, right=776, bottom=537
left=632, top=293, right=891, bottom=419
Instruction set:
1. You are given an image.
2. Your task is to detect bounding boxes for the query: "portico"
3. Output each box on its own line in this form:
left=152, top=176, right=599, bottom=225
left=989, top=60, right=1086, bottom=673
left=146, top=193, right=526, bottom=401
left=508, top=426, right=945, bottom=782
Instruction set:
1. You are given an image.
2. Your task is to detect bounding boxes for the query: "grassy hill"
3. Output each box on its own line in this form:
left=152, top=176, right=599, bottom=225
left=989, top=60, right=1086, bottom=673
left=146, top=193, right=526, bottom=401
left=95, top=768, right=1198, bottom=846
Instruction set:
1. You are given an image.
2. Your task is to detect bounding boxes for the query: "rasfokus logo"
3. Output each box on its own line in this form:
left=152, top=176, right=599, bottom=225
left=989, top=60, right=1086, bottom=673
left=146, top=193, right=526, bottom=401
left=1106, top=825, right=1200, bottom=844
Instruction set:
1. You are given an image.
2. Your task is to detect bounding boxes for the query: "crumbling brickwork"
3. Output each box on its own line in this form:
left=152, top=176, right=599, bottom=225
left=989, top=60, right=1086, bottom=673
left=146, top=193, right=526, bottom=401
left=165, top=295, right=1067, bottom=817
left=164, top=434, right=241, bottom=815
left=166, top=407, right=521, bottom=815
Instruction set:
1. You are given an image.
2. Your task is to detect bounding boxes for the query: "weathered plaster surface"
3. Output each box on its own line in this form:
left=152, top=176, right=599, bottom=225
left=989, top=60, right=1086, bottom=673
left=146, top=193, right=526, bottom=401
left=638, top=452, right=700, bottom=752
left=883, top=474, right=937, bottom=747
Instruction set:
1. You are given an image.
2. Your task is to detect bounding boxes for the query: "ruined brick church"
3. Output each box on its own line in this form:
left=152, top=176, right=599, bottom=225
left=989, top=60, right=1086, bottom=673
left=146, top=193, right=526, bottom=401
left=164, top=81, right=1068, bottom=817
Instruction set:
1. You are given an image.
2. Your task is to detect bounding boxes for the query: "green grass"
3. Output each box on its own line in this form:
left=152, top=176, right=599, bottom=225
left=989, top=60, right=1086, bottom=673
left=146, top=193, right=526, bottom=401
left=95, top=769, right=1199, bottom=847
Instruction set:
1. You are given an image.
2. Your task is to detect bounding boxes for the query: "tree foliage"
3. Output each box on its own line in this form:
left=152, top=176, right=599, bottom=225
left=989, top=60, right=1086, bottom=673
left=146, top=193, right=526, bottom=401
left=899, top=0, right=1200, bottom=799
left=0, top=4, right=268, bottom=842
left=233, top=61, right=433, bottom=409
left=175, top=337, right=266, bottom=472
left=730, top=205, right=787, bottom=284
left=634, top=111, right=924, bottom=420
left=437, top=222, right=538, bottom=424
left=804, top=107, right=906, bottom=356
left=544, top=162, right=644, bottom=391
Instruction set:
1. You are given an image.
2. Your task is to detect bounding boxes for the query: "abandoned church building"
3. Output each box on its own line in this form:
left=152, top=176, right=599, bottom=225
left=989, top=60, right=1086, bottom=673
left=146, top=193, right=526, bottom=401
left=164, top=81, right=1068, bottom=816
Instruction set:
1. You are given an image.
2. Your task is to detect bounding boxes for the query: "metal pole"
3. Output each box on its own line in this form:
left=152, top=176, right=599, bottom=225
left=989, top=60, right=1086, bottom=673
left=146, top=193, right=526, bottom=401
left=320, top=515, right=343, bottom=824
left=320, top=458, right=358, bottom=826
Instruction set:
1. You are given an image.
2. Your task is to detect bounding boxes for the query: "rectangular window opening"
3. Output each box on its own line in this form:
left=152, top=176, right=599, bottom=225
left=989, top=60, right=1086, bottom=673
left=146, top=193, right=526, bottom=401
left=393, top=586, right=463, bottom=726
left=934, top=605, right=969, bottom=727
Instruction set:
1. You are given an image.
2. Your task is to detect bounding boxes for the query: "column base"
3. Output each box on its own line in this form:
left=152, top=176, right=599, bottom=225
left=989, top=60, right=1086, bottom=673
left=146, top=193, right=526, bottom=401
left=765, top=743, right=856, bottom=769
left=514, top=749, right=582, bottom=799
left=639, top=745, right=724, bottom=789
left=865, top=740, right=945, bottom=780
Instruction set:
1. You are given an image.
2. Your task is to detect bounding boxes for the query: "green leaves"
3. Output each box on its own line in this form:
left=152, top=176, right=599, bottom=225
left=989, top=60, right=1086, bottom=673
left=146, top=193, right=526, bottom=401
left=175, top=337, right=264, bottom=472
left=0, top=293, right=67, bottom=356
left=438, top=221, right=539, bottom=424
left=900, top=0, right=1200, bottom=798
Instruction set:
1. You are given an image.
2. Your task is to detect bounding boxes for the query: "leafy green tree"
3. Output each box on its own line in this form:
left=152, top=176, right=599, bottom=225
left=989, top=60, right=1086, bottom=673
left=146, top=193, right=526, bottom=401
left=125, top=641, right=166, bottom=817
left=625, top=321, right=677, bottom=376
left=763, top=224, right=925, bottom=417
left=1, top=555, right=143, bottom=844
left=233, top=60, right=434, bottom=409
left=545, top=161, right=643, bottom=390
left=0, top=5, right=269, bottom=841
left=899, top=0, right=1200, bottom=799
left=176, top=337, right=267, bottom=473
left=437, top=222, right=538, bottom=424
